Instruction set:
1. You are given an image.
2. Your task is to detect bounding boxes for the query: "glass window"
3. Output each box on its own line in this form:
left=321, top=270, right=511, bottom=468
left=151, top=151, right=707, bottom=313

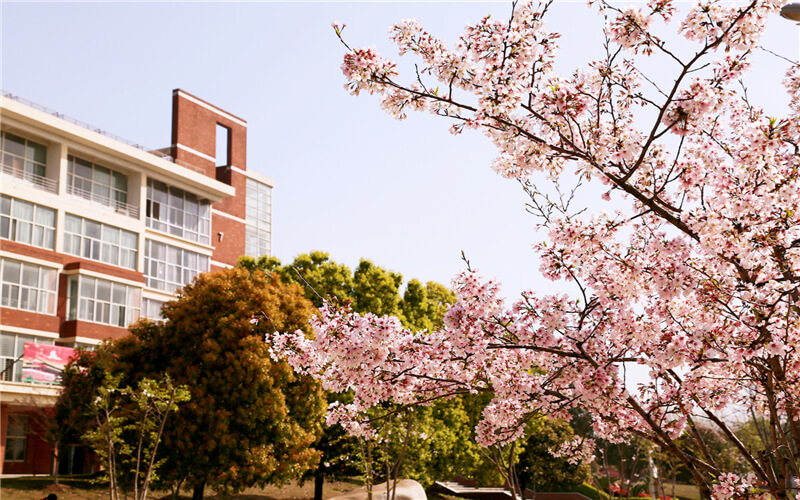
left=0, top=333, right=55, bottom=383
left=144, top=239, right=209, bottom=293
left=63, top=214, right=137, bottom=270
left=142, top=298, right=165, bottom=322
left=0, top=195, right=56, bottom=250
left=67, top=155, right=129, bottom=213
left=0, top=259, right=57, bottom=314
left=66, top=275, right=141, bottom=327
left=146, top=179, right=211, bottom=244
left=245, top=178, right=272, bottom=257
left=1, top=132, right=47, bottom=181
left=4, top=415, right=28, bottom=462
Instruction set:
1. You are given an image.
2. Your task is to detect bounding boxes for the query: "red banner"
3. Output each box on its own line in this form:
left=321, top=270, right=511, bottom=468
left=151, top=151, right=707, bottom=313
left=22, top=343, right=76, bottom=384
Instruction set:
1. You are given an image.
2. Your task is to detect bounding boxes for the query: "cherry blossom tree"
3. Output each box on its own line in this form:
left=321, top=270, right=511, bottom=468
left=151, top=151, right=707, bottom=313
left=274, top=1, right=800, bottom=499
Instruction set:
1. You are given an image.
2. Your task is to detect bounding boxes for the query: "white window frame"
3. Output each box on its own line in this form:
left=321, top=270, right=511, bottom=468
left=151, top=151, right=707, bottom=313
left=0, top=258, right=58, bottom=314
left=67, top=155, right=129, bottom=210
left=67, top=275, right=141, bottom=327
left=0, top=195, right=56, bottom=250
left=146, top=179, right=211, bottom=244
left=63, top=214, right=138, bottom=270
left=245, top=178, right=272, bottom=258
left=142, top=297, right=166, bottom=322
left=144, top=240, right=209, bottom=293
left=1, top=131, right=47, bottom=179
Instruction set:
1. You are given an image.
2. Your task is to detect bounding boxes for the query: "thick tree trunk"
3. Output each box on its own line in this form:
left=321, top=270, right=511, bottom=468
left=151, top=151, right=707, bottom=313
left=192, top=481, right=205, bottom=500
left=314, top=471, right=324, bottom=500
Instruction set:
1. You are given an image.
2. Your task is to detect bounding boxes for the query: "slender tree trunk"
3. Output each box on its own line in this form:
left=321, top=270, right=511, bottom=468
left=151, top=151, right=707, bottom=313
left=314, top=470, right=324, bottom=500
left=51, top=444, right=60, bottom=485
left=140, top=391, right=177, bottom=500
left=192, top=481, right=205, bottom=500
left=171, top=478, right=184, bottom=500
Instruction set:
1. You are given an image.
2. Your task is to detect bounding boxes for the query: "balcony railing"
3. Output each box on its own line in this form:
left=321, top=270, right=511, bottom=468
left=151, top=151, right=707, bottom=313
left=66, top=185, right=140, bottom=219
left=2, top=90, right=206, bottom=175
left=1, top=163, right=59, bottom=193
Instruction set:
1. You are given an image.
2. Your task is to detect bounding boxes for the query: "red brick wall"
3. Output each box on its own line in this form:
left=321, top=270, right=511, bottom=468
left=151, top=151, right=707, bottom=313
left=1, top=408, right=54, bottom=475
left=57, top=273, right=70, bottom=328
left=211, top=212, right=246, bottom=267
left=0, top=406, right=6, bottom=473
left=169, top=89, right=249, bottom=265
left=214, top=169, right=247, bottom=220
left=62, top=261, right=144, bottom=283
left=0, top=241, right=65, bottom=264
left=60, top=320, right=129, bottom=341
left=0, top=308, right=60, bottom=334
left=171, top=89, right=247, bottom=177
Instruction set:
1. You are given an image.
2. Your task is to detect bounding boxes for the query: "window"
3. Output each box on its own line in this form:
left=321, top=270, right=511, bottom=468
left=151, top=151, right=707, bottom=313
left=67, top=275, right=141, bottom=327
left=1, top=333, right=55, bottom=382
left=4, top=415, right=28, bottom=462
left=0, top=259, right=57, bottom=314
left=144, top=240, right=209, bottom=293
left=142, top=298, right=166, bottom=321
left=63, top=214, right=138, bottom=270
left=245, top=178, right=272, bottom=257
left=0, top=195, right=56, bottom=250
left=67, top=155, right=128, bottom=211
left=216, top=124, right=230, bottom=167
left=1, top=131, right=46, bottom=180
left=146, top=179, right=210, bottom=244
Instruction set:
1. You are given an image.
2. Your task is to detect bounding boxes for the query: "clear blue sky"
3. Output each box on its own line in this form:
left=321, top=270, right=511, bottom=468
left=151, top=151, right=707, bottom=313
left=2, top=1, right=797, bottom=299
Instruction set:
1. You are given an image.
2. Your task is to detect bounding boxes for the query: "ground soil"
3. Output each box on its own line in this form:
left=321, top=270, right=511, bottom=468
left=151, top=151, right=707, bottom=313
left=0, top=477, right=376, bottom=500
left=0, top=477, right=700, bottom=500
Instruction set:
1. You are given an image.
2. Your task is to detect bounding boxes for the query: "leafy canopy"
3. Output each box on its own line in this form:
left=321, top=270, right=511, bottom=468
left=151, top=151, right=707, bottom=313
left=60, top=267, right=326, bottom=499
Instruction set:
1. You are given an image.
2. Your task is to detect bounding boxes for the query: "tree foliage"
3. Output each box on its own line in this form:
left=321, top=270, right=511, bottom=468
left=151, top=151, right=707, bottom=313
left=59, top=268, right=326, bottom=499
left=57, top=341, right=121, bottom=448
left=278, top=2, right=800, bottom=499
left=240, top=251, right=456, bottom=331
left=134, top=267, right=326, bottom=498
left=84, top=372, right=189, bottom=500
left=58, top=343, right=190, bottom=500
left=516, top=417, right=589, bottom=493
left=250, top=251, right=583, bottom=492
left=243, top=252, right=469, bottom=490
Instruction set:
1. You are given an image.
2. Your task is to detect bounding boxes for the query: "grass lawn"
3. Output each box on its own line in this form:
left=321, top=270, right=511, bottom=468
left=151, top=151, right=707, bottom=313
left=0, top=475, right=460, bottom=500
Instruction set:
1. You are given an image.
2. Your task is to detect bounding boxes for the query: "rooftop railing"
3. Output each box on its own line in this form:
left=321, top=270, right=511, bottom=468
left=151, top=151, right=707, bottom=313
left=1, top=164, right=59, bottom=194
left=1, top=90, right=206, bottom=175
left=66, top=185, right=140, bottom=219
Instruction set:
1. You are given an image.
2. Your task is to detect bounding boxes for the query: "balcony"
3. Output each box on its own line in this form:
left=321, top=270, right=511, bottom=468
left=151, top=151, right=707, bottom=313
left=0, top=163, right=58, bottom=194
left=66, top=184, right=140, bottom=219
left=2, top=90, right=206, bottom=175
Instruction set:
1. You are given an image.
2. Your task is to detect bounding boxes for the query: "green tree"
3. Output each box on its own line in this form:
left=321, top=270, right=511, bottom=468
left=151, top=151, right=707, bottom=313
left=84, top=373, right=189, bottom=500
left=516, top=417, right=589, bottom=493
left=125, top=267, right=326, bottom=500
left=352, top=259, right=404, bottom=318
left=239, top=251, right=353, bottom=308
left=244, top=252, right=597, bottom=497
left=57, top=266, right=326, bottom=499
left=56, top=341, right=122, bottom=474
left=374, top=397, right=494, bottom=488
left=401, top=279, right=455, bottom=332
left=240, top=252, right=457, bottom=329
left=240, top=252, right=467, bottom=498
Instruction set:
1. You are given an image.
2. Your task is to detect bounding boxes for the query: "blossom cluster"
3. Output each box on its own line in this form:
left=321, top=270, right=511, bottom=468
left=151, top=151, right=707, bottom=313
left=272, top=1, right=800, bottom=497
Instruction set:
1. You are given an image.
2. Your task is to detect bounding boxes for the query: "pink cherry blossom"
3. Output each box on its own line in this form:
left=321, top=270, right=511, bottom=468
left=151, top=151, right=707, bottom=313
left=271, top=1, right=800, bottom=498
